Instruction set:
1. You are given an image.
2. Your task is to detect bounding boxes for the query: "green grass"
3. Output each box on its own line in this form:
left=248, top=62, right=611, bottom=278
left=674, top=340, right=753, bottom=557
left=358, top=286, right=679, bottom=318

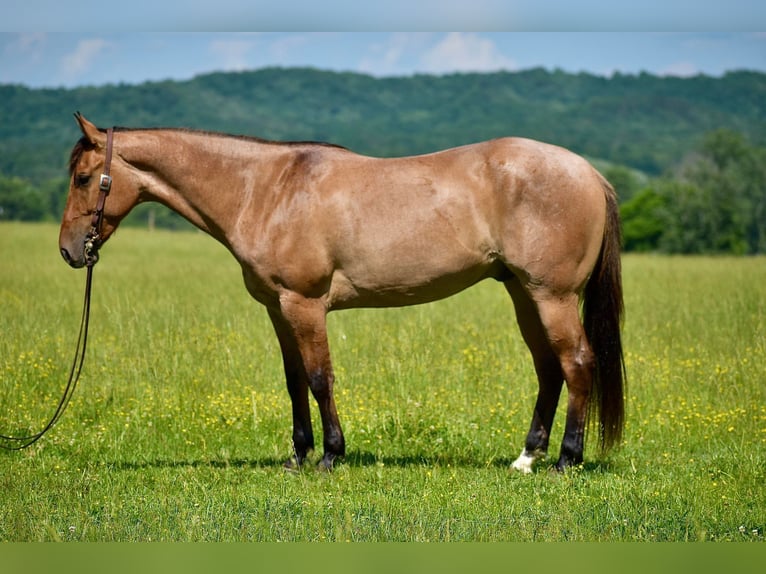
left=1, top=222, right=764, bottom=541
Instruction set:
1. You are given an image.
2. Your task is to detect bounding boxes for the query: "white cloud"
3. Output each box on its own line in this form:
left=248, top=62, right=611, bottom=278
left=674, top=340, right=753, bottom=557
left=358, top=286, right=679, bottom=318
left=358, top=33, right=413, bottom=76
left=14, top=33, right=47, bottom=56
left=268, top=34, right=312, bottom=62
left=60, top=38, right=109, bottom=79
left=358, top=33, right=431, bottom=76
left=661, top=61, right=699, bottom=77
left=420, top=33, right=516, bottom=74
left=210, top=38, right=257, bottom=71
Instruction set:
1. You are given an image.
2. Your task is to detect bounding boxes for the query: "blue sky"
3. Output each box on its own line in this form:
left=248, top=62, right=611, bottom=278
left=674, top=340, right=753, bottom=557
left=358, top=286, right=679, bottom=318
left=2, top=32, right=765, bottom=89
left=1, top=2, right=765, bottom=88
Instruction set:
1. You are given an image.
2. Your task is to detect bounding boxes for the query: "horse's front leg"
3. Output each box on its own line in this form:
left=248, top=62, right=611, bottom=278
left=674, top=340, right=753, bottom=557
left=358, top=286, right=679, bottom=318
left=274, top=293, right=345, bottom=471
left=268, top=308, right=315, bottom=469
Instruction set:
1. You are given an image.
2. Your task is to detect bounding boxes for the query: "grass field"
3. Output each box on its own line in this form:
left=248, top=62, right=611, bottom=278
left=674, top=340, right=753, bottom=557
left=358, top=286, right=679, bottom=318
left=1, top=222, right=764, bottom=542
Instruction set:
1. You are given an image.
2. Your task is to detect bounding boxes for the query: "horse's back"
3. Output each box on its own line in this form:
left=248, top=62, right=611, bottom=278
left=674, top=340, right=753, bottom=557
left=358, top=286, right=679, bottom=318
left=387, top=136, right=608, bottom=293
left=316, top=138, right=608, bottom=308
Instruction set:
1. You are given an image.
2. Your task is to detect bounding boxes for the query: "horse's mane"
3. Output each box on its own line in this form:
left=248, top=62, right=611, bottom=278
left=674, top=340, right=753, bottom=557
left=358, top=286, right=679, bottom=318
left=117, top=126, right=347, bottom=150
left=68, top=127, right=347, bottom=176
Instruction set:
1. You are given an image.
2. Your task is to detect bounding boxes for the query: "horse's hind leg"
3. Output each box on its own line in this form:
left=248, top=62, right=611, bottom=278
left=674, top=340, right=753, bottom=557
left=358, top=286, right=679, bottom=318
left=531, top=291, right=596, bottom=471
left=505, top=279, right=565, bottom=473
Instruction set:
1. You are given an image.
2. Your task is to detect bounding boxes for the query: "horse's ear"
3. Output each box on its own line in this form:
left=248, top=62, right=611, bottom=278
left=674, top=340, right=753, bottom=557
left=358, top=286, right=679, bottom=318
left=74, top=112, right=104, bottom=146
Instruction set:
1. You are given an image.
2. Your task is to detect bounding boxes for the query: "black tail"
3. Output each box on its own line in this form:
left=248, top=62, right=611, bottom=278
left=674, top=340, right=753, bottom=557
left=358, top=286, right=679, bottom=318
left=583, top=177, right=626, bottom=452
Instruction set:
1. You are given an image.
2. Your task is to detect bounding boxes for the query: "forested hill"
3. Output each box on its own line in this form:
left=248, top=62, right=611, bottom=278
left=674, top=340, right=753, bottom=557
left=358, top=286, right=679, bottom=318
left=2, top=66, right=765, bottom=183
left=3, top=67, right=766, bottom=254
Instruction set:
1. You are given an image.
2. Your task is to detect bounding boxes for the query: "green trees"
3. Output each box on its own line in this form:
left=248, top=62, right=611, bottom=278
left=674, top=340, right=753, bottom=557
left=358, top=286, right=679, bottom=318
left=3, top=128, right=764, bottom=254
left=0, top=176, right=67, bottom=221
left=619, top=130, right=766, bottom=254
left=620, top=188, right=667, bottom=252
left=1, top=68, right=764, bottom=253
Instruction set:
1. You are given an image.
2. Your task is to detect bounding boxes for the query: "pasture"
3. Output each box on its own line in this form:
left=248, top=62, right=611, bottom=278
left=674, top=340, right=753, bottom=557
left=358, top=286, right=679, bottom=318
left=1, top=222, right=764, bottom=541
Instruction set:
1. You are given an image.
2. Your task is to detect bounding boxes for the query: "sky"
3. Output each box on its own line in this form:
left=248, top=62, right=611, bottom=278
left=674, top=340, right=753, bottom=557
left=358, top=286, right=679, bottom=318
left=1, top=2, right=765, bottom=89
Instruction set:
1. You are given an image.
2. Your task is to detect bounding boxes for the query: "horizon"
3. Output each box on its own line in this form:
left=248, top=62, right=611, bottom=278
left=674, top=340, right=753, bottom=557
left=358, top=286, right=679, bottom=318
left=6, top=63, right=765, bottom=93
left=2, top=32, right=765, bottom=90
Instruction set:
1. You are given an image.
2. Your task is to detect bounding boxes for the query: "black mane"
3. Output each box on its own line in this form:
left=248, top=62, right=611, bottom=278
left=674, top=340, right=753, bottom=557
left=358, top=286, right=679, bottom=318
left=69, top=126, right=348, bottom=176
left=68, top=126, right=347, bottom=176
left=112, top=126, right=347, bottom=150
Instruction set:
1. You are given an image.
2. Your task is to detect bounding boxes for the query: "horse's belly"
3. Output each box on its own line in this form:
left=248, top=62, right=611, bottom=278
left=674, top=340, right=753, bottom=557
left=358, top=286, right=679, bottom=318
left=327, top=257, right=511, bottom=310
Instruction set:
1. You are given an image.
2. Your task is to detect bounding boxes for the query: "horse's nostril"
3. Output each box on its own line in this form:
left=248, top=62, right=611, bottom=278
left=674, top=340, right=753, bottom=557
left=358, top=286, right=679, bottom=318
left=60, top=248, right=72, bottom=264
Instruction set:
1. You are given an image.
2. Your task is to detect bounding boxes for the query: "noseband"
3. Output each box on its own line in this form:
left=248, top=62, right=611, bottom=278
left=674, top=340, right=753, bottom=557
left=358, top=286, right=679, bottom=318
left=84, top=127, right=114, bottom=267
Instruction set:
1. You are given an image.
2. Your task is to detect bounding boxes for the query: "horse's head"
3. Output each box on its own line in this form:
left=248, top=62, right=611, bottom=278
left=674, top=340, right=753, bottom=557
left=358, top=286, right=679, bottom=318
left=59, top=113, right=139, bottom=268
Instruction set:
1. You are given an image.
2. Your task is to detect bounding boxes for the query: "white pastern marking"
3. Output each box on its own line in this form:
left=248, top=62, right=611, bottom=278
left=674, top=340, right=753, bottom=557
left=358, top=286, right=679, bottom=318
left=511, top=449, right=540, bottom=474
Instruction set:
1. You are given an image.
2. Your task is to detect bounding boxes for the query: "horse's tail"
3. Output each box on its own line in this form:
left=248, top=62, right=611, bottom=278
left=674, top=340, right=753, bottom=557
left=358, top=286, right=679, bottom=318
left=583, top=176, right=626, bottom=453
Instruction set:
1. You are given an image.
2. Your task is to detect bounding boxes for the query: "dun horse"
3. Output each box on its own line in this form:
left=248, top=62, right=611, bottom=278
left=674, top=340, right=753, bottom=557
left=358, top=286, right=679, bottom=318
left=60, top=113, right=625, bottom=472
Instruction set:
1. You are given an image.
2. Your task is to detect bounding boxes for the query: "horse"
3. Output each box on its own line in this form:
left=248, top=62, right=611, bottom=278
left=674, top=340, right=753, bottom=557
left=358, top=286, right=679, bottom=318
left=60, top=113, right=625, bottom=473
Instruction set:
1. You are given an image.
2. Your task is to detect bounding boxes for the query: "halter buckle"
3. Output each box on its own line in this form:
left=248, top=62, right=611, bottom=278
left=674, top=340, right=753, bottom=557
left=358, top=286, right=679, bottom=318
left=99, top=174, right=112, bottom=193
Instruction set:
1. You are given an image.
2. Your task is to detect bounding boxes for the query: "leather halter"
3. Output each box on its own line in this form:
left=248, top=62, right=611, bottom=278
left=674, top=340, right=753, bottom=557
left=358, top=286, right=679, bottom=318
left=0, top=129, right=114, bottom=449
left=84, top=127, right=114, bottom=267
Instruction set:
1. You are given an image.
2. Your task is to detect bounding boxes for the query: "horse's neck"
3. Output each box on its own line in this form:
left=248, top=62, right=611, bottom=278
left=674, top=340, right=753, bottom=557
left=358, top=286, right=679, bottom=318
left=125, top=130, right=279, bottom=248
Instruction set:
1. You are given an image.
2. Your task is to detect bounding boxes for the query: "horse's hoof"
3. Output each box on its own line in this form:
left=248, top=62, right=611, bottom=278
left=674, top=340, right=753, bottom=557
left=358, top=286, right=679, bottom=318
left=317, top=454, right=337, bottom=472
left=510, top=449, right=544, bottom=474
left=554, top=456, right=583, bottom=473
left=510, top=457, right=534, bottom=474
left=283, top=455, right=304, bottom=472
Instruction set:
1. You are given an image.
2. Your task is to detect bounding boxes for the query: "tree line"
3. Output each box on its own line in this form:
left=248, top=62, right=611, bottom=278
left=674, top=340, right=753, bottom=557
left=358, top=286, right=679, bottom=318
left=613, top=129, right=765, bottom=254
left=1, top=67, right=765, bottom=253
left=3, top=127, right=763, bottom=254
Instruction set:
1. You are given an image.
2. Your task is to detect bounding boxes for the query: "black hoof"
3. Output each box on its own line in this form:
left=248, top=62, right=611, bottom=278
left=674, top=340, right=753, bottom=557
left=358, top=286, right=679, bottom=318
left=283, top=460, right=300, bottom=472
left=284, top=452, right=307, bottom=472
left=554, top=456, right=583, bottom=473
left=317, top=453, right=338, bottom=472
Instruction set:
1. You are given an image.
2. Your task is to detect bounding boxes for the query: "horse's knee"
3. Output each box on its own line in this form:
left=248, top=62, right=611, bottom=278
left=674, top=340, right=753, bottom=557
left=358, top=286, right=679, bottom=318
left=560, top=339, right=595, bottom=392
left=574, top=340, right=595, bottom=374
left=307, top=368, right=333, bottom=399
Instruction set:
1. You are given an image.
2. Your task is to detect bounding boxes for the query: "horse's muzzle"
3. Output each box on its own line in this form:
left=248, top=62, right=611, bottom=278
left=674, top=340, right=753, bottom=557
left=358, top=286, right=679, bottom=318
left=59, top=231, right=103, bottom=269
left=60, top=246, right=89, bottom=269
left=61, top=246, right=78, bottom=268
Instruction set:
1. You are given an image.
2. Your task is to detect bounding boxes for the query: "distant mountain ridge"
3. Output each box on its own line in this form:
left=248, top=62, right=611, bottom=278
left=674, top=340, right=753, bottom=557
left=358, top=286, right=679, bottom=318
left=1, top=66, right=764, bottom=183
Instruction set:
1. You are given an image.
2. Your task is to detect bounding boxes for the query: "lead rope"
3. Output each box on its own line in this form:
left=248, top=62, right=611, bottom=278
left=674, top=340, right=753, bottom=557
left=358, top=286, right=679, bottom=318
left=1, top=127, right=113, bottom=450
left=0, top=265, right=94, bottom=450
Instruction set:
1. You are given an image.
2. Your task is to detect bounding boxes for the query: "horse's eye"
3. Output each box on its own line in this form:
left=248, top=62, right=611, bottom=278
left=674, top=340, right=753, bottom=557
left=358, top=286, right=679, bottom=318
left=75, top=174, right=91, bottom=188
